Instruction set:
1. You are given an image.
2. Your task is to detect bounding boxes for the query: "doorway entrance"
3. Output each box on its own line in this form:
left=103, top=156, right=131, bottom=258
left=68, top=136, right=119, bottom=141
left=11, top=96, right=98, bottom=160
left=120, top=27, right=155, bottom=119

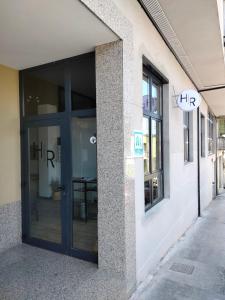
left=20, top=53, right=97, bottom=262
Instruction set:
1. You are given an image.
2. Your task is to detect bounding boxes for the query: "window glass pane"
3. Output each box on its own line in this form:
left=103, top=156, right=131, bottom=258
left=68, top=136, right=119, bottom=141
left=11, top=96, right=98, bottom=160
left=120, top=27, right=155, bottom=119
left=24, top=65, right=65, bottom=116
left=143, top=75, right=150, bottom=112
left=144, top=179, right=151, bottom=207
left=71, top=117, right=97, bottom=254
left=184, top=112, right=190, bottom=162
left=208, top=112, right=214, bottom=154
left=201, top=115, right=205, bottom=157
left=151, top=83, right=161, bottom=115
left=70, top=55, right=96, bottom=111
left=183, top=111, right=189, bottom=127
left=28, top=126, right=62, bottom=243
left=151, top=119, right=161, bottom=172
left=152, top=174, right=162, bottom=204
left=184, top=128, right=189, bottom=162
left=143, top=117, right=150, bottom=174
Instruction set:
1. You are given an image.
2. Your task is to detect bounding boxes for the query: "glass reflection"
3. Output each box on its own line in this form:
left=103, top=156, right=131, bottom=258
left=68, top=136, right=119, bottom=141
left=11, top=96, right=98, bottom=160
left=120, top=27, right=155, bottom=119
left=152, top=176, right=159, bottom=203
left=143, top=75, right=150, bottom=112
left=71, top=117, right=97, bottom=253
left=151, top=83, right=161, bottom=115
left=143, top=117, right=150, bottom=174
left=29, top=126, right=62, bottom=243
left=145, top=180, right=151, bottom=207
left=24, top=65, right=65, bottom=116
left=151, top=119, right=161, bottom=172
left=71, top=56, right=96, bottom=111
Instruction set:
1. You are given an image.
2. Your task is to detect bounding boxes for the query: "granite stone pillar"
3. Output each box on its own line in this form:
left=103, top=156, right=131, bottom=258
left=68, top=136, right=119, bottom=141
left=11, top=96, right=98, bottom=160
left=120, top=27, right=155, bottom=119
left=96, top=40, right=136, bottom=297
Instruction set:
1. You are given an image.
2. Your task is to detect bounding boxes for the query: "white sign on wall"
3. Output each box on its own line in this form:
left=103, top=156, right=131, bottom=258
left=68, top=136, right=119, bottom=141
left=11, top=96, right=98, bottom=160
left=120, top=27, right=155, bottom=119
left=133, top=131, right=144, bottom=157
left=177, top=89, right=201, bottom=112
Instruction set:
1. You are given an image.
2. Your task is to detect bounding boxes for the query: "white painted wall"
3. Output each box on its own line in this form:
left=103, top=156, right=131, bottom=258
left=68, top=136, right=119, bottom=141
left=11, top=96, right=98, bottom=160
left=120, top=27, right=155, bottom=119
left=199, top=101, right=215, bottom=210
left=112, top=0, right=214, bottom=283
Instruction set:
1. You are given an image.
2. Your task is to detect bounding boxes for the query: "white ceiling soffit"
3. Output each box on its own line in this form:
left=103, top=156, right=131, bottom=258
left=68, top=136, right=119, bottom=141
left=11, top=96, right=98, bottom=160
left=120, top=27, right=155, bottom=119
left=201, top=89, right=225, bottom=117
left=0, top=0, right=118, bottom=70
left=139, top=0, right=225, bottom=90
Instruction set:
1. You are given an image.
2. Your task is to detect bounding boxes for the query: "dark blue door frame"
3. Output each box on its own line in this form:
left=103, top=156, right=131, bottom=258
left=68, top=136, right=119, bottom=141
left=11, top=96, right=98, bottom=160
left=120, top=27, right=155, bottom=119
left=20, top=53, right=98, bottom=263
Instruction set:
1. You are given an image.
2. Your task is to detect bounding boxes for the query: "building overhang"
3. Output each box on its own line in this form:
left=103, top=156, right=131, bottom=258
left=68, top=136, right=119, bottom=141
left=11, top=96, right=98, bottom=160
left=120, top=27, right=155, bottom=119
left=139, top=0, right=225, bottom=116
left=201, top=88, right=225, bottom=117
left=0, top=0, right=118, bottom=70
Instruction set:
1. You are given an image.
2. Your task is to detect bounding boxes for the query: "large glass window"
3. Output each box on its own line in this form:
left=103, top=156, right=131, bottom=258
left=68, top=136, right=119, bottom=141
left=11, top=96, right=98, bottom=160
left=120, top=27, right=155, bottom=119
left=143, top=68, right=163, bottom=211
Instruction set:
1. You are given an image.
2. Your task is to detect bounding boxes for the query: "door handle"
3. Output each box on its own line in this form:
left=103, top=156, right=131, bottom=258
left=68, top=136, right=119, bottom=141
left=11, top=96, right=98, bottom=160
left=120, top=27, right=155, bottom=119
left=57, top=185, right=65, bottom=192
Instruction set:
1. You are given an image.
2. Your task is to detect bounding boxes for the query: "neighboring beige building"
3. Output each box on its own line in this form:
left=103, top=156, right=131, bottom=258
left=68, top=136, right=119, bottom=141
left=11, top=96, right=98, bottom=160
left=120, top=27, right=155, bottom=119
left=0, top=0, right=225, bottom=299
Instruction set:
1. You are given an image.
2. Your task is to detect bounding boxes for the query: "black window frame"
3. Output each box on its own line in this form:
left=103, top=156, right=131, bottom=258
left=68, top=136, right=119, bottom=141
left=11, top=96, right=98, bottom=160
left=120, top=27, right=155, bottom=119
left=208, top=110, right=214, bottom=155
left=183, top=111, right=190, bottom=163
left=200, top=113, right=206, bottom=157
left=143, top=65, right=164, bottom=212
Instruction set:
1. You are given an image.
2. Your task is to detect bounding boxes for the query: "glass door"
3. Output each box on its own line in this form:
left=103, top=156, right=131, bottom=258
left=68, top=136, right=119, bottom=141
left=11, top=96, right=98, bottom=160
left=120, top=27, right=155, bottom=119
left=20, top=53, right=97, bottom=262
left=22, top=121, right=67, bottom=252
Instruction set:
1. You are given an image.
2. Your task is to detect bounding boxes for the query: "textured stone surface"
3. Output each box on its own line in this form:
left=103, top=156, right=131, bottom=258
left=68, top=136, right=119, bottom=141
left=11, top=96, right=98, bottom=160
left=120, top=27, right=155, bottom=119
left=96, top=40, right=136, bottom=297
left=0, top=244, right=126, bottom=300
left=0, top=201, right=21, bottom=254
left=96, top=41, right=125, bottom=273
left=85, top=0, right=136, bottom=296
left=131, top=195, right=225, bottom=300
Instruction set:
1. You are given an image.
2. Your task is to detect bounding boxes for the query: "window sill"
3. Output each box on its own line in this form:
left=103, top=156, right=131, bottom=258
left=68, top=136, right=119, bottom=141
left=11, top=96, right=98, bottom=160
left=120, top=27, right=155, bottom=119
left=145, top=198, right=163, bottom=212
left=184, top=161, right=194, bottom=166
left=208, top=153, right=215, bottom=157
left=143, top=197, right=170, bottom=222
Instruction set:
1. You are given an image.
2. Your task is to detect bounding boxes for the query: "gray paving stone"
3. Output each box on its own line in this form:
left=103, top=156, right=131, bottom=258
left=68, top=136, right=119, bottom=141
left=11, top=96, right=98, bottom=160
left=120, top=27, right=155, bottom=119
left=132, top=195, right=225, bottom=300
left=0, top=244, right=125, bottom=300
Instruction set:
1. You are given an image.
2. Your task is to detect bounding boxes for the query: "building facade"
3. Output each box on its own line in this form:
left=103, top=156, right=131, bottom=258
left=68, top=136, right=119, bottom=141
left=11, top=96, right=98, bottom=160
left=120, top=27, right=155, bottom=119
left=0, top=0, right=224, bottom=298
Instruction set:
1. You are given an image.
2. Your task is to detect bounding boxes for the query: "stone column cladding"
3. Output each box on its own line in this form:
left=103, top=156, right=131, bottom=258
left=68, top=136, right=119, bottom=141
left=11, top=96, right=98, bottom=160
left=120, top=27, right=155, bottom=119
left=82, top=0, right=137, bottom=297
left=96, top=41, right=125, bottom=271
left=96, top=40, right=136, bottom=297
left=0, top=201, right=21, bottom=254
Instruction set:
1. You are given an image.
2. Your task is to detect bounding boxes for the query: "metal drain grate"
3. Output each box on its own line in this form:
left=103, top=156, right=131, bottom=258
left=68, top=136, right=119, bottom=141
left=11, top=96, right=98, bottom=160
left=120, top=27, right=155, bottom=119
left=170, top=263, right=195, bottom=275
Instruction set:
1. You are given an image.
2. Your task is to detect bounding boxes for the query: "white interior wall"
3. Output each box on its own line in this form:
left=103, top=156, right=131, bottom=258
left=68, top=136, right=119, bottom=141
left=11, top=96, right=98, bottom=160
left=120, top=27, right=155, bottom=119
left=112, top=0, right=213, bottom=283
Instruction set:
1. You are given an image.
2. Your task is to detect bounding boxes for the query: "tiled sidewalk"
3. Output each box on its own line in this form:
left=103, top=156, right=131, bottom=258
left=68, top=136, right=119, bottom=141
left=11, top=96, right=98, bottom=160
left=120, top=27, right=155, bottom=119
left=132, top=195, right=225, bottom=300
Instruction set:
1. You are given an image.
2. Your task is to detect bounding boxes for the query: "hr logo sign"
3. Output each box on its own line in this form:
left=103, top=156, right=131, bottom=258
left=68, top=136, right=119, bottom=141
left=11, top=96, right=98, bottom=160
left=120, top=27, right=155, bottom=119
left=177, top=89, right=201, bottom=112
left=32, top=142, right=57, bottom=168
